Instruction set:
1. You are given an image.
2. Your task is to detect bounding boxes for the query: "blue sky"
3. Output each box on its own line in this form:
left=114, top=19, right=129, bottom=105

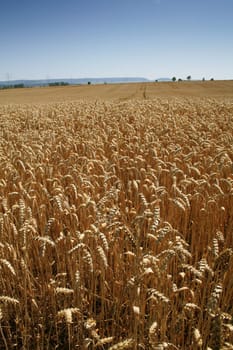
left=0, top=0, right=233, bottom=80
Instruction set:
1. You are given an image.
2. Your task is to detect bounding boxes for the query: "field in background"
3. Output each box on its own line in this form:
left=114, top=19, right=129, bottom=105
left=0, top=86, right=233, bottom=349
left=0, top=80, right=233, bottom=104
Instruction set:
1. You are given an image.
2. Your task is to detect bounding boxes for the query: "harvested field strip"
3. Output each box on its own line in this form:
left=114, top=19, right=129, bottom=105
left=1, top=80, right=233, bottom=105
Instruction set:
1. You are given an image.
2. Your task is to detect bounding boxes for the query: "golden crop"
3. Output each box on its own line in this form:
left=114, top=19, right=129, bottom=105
left=0, top=98, right=232, bottom=349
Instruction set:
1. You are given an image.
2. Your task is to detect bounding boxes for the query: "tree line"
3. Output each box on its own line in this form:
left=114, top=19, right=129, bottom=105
left=0, top=83, right=25, bottom=89
left=171, top=76, right=214, bottom=82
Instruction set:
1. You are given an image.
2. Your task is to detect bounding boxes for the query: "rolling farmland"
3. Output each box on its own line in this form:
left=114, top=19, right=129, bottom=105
left=1, top=80, right=233, bottom=104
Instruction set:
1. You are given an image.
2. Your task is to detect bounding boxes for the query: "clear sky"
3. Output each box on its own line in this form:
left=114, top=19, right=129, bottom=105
left=0, top=0, right=233, bottom=81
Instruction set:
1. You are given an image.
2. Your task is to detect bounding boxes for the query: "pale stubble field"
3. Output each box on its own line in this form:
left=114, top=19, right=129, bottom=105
left=0, top=82, right=233, bottom=349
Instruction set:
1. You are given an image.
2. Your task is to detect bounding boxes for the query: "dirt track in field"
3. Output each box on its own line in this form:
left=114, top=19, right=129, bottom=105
left=0, top=80, right=233, bottom=105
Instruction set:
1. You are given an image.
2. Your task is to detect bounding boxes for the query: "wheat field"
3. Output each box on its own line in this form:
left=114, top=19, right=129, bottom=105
left=0, top=95, right=233, bottom=349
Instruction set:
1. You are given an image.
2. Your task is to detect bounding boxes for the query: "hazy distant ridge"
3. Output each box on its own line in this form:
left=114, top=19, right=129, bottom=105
left=0, top=77, right=150, bottom=87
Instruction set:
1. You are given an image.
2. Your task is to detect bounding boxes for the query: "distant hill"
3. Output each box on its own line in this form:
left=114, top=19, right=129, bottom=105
left=0, top=77, right=149, bottom=87
left=155, top=77, right=171, bottom=82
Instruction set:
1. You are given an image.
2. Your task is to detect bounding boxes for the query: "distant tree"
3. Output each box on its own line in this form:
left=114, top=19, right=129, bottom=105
left=187, top=75, right=191, bottom=81
left=172, top=77, right=176, bottom=82
left=155, top=80, right=158, bottom=82
left=210, top=78, right=214, bottom=81
left=178, top=78, right=182, bottom=82
left=202, top=77, right=205, bottom=81
left=87, top=81, right=91, bottom=85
